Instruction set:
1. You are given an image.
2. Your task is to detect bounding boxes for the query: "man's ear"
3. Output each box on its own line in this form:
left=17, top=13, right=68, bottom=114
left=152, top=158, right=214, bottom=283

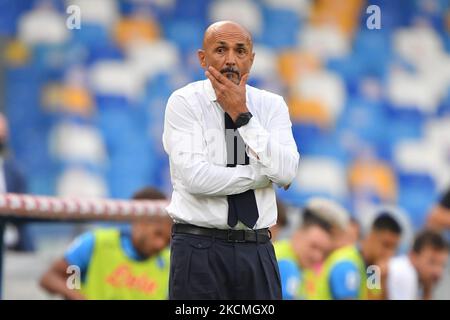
left=198, top=49, right=206, bottom=68
left=249, top=51, right=255, bottom=67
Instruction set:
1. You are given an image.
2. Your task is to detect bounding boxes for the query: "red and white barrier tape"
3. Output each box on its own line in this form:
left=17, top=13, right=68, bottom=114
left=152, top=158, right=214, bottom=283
left=0, top=193, right=169, bottom=221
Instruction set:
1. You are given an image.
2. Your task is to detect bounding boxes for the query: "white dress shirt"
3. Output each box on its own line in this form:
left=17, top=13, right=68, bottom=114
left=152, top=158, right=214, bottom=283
left=162, top=79, right=299, bottom=230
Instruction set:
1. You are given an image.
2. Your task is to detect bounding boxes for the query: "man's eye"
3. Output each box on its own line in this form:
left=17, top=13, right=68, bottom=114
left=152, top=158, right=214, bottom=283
left=216, top=47, right=225, bottom=53
left=237, top=48, right=246, bottom=55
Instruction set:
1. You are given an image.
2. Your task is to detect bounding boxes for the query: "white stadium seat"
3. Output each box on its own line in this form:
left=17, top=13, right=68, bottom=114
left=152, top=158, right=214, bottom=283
left=125, top=40, right=180, bottom=80
left=18, top=7, right=68, bottom=45
left=57, top=167, right=108, bottom=198
left=66, top=0, right=119, bottom=27
left=89, top=60, right=145, bottom=99
left=209, top=0, right=263, bottom=37
left=49, top=122, right=107, bottom=165
left=298, top=25, right=350, bottom=60
left=295, top=157, right=348, bottom=199
left=294, top=70, right=346, bottom=122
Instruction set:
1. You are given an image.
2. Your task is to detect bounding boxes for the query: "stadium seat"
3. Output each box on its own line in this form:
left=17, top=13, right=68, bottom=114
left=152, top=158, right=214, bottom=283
left=393, top=139, right=444, bottom=178
left=162, top=19, right=204, bottom=53
left=294, top=70, right=346, bottom=124
left=294, top=156, right=349, bottom=200
left=348, top=157, right=398, bottom=202
left=56, top=166, right=108, bottom=198
left=261, top=7, right=301, bottom=49
left=89, top=60, right=145, bottom=99
left=18, top=6, right=68, bottom=46
left=68, top=0, right=119, bottom=28
left=262, top=0, right=311, bottom=16
left=48, top=121, right=107, bottom=165
left=113, top=15, right=160, bottom=48
left=394, top=136, right=450, bottom=189
left=277, top=50, right=321, bottom=85
left=424, top=117, right=450, bottom=152
left=3, top=40, right=31, bottom=66
left=335, top=97, right=388, bottom=148
left=70, top=23, right=111, bottom=48
left=208, top=0, right=263, bottom=37
left=298, top=131, right=350, bottom=165
left=397, top=172, right=439, bottom=230
left=299, top=25, right=350, bottom=60
left=125, top=40, right=180, bottom=81
left=310, top=0, right=363, bottom=35
left=251, top=45, right=277, bottom=80
left=288, top=97, right=331, bottom=129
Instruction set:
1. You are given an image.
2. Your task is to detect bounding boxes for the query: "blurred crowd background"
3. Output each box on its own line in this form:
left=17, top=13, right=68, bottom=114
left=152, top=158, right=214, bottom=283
left=0, top=0, right=449, bottom=299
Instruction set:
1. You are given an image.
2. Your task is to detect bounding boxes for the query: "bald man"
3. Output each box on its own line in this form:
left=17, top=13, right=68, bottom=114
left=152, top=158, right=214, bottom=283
left=163, top=21, right=299, bottom=299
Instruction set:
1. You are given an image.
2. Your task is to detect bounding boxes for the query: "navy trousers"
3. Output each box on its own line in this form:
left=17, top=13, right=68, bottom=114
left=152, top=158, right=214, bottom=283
left=169, top=232, right=282, bottom=300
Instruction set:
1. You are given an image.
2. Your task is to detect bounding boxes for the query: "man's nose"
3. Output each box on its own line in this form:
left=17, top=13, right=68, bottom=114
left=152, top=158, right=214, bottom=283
left=225, top=51, right=237, bottom=66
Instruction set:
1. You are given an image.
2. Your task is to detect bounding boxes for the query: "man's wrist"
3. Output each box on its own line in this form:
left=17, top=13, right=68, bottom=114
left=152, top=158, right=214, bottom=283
left=227, top=105, right=249, bottom=122
left=250, top=164, right=270, bottom=189
left=234, top=112, right=253, bottom=128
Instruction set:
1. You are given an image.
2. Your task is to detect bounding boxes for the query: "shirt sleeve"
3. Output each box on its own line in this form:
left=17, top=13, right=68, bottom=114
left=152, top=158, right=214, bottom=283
left=237, top=95, right=299, bottom=187
left=329, top=261, right=361, bottom=300
left=440, top=188, right=450, bottom=209
left=163, top=93, right=270, bottom=196
left=64, top=232, right=95, bottom=279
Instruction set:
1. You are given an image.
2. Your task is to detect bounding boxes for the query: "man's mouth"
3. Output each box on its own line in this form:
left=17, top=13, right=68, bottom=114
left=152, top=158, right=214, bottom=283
left=221, top=69, right=240, bottom=80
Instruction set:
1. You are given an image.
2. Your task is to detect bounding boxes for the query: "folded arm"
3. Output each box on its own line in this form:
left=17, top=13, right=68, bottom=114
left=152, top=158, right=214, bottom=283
left=163, top=94, right=270, bottom=196
left=238, top=95, right=300, bottom=188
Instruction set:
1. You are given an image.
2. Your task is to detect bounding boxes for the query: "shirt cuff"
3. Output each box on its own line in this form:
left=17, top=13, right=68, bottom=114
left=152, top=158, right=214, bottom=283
left=237, top=117, right=270, bottom=166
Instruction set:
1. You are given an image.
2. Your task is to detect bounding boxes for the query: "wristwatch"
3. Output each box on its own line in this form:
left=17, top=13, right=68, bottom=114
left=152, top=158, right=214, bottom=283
left=234, top=112, right=253, bottom=128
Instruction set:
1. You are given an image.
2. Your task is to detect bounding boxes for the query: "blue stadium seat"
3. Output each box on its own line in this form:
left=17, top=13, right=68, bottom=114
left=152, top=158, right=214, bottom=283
left=70, top=23, right=111, bottom=48
left=358, top=0, right=413, bottom=30
left=397, top=173, right=438, bottom=230
left=277, top=187, right=347, bottom=209
left=260, top=7, right=301, bottom=49
left=384, top=106, right=425, bottom=146
left=174, top=0, right=210, bottom=22
left=352, top=30, right=391, bottom=79
left=299, top=132, right=350, bottom=166
left=162, top=19, right=204, bottom=53
left=0, top=0, right=33, bottom=36
left=107, top=153, right=158, bottom=199
left=85, top=42, right=124, bottom=65
left=336, top=97, right=388, bottom=147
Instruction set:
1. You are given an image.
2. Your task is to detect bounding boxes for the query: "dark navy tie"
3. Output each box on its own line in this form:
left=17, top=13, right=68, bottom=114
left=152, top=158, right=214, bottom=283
left=224, top=112, right=259, bottom=228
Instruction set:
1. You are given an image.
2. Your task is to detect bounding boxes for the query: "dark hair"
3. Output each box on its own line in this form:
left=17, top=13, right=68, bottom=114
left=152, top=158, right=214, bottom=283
left=301, top=208, right=332, bottom=233
left=371, top=212, right=402, bottom=235
left=412, top=230, right=449, bottom=253
left=132, top=187, right=166, bottom=201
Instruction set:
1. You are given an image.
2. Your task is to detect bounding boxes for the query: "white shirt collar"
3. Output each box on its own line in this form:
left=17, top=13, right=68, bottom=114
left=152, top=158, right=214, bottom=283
left=203, top=79, right=217, bottom=102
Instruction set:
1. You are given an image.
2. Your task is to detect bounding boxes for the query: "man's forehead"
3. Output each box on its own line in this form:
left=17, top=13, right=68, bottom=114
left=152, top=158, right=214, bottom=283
left=203, top=21, right=252, bottom=47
